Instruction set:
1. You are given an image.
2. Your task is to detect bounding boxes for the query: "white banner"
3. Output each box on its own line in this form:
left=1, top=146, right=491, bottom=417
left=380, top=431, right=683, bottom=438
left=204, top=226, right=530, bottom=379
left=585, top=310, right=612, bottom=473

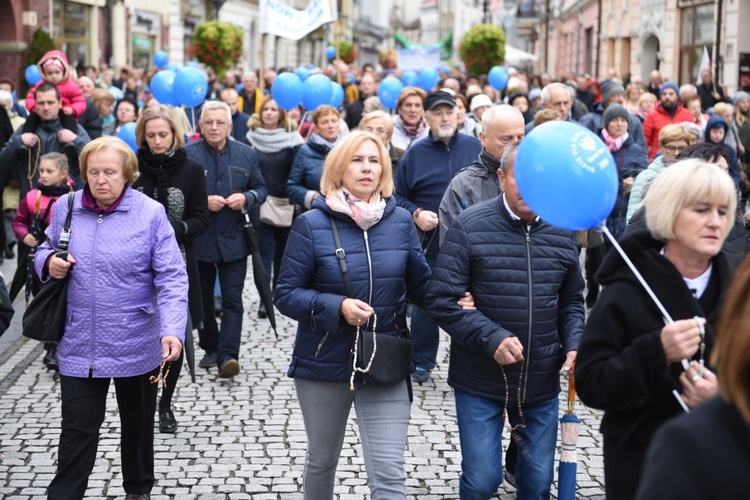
left=259, top=0, right=337, bottom=41
left=696, top=46, right=711, bottom=86
left=397, top=47, right=442, bottom=71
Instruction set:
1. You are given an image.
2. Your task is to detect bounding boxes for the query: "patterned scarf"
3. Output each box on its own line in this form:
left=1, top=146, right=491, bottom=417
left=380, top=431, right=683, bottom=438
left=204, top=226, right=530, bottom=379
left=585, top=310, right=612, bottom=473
left=396, top=115, right=428, bottom=140
left=136, top=147, right=188, bottom=211
left=325, top=189, right=386, bottom=231
left=601, top=129, right=629, bottom=153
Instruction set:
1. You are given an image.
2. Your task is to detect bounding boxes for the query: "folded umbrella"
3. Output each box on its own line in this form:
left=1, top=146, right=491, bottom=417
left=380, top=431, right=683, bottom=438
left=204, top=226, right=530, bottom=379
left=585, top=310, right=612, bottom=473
left=242, top=209, right=277, bottom=336
left=184, top=324, right=196, bottom=383
left=557, top=363, right=580, bottom=500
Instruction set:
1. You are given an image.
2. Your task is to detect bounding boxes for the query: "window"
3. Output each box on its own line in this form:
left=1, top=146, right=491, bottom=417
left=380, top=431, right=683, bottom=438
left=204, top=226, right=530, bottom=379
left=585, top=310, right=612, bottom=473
left=679, top=3, right=714, bottom=85
left=52, top=1, right=91, bottom=69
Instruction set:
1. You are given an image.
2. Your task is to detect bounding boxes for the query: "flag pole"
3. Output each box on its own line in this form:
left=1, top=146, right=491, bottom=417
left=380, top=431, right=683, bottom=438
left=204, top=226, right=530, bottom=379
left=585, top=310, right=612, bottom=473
left=259, top=33, right=266, bottom=92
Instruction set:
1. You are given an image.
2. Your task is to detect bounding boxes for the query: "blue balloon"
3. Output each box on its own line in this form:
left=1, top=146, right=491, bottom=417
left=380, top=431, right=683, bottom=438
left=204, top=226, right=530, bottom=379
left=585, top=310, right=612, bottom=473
left=348, top=72, right=355, bottom=84
left=329, top=82, right=344, bottom=108
left=164, top=63, right=180, bottom=72
left=272, top=72, right=304, bottom=111
left=377, top=76, right=404, bottom=110
left=108, top=87, right=124, bottom=100
left=401, top=70, right=418, bottom=87
left=117, top=123, right=138, bottom=152
left=326, top=45, right=336, bottom=60
left=294, top=66, right=310, bottom=82
left=25, top=65, right=42, bottom=86
left=302, top=74, right=333, bottom=111
left=419, top=68, right=439, bottom=91
left=488, top=66, right=509, bottom=91
left=236, top=83, right=244, bottom=93
left=150, top=70, right=178, bottom=106
left=174, top=67, right=208, bottom=108
left=153, top=50, right=168, bottom=68
left=185, top=61, right=199, bottom=68
left=515, top=121, right=619, bottom=230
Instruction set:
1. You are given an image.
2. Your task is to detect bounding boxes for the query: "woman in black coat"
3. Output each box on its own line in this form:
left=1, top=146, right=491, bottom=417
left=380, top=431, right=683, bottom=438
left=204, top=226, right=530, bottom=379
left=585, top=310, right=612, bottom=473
left=245, top=96, right=303, bottom=317
left=133, top=105, right=209, bottom=433
left=575, top=160, right=738, bottom=499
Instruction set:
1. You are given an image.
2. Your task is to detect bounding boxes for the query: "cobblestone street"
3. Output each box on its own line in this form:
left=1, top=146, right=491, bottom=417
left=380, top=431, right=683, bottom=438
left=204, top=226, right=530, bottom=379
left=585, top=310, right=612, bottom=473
left=0, top=266, right=606, bottom=499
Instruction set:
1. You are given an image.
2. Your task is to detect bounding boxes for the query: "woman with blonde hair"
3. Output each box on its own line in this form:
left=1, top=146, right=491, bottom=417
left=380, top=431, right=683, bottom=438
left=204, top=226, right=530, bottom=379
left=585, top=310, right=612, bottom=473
left=133, top=105, right=209, bottom=433
left=577, top=160, right=737, bottom=499
left=636, top=255, right=750, bottom=498
left=634, top=92, right=657, bottom=123
left=624, top=83, right=643, bottom=115
left=245, top=95, right=303, bottom=315
left=275, top=131, right=431, bottom=499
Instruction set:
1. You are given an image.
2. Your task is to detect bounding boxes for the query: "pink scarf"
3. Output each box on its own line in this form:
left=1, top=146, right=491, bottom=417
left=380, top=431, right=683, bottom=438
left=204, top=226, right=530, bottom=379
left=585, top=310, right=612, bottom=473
left=325, top=189, right=386, bottom=231
left=601, top=129, right=629, bottom=153
left=396, top=115, right=428, bottom=139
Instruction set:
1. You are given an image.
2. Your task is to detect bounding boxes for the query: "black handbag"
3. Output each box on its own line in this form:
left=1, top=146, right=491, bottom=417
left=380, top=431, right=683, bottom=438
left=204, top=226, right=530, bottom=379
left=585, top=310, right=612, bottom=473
left=330, top=218, right=412, bottom=388
left=22, top=194, right=74, bottom=342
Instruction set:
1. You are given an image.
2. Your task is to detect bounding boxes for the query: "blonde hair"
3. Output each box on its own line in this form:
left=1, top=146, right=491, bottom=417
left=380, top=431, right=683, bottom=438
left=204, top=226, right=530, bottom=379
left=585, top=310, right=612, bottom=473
left=312, top=105, right=340, bottom=125
left=358, top=111, right=394, bottom=137
left=658, top=123, right=693, bottom=147
left=135, top=105, right=185, bottom=150
left=645, top=159, right=736, bottom=242
left=637, top=92, right=657, bottom=107
left=247, top=96, right=297, bottom=131
left=712, top=256, right=750, bottom=424
left=40, top=152, right=69, bottom=174
left=319, top=131, right=394, bottom=198
left=533, top=109, right=561, bottom=126
left=91, top=88, right=115, bottom=109
left=712, top=102, right=733, bottom=117
left=80, top=136, right=140, bottom=186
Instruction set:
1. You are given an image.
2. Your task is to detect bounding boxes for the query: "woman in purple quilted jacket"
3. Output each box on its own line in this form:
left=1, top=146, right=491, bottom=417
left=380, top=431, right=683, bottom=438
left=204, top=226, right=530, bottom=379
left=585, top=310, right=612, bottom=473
left=35, top=136, right=189, bottom=500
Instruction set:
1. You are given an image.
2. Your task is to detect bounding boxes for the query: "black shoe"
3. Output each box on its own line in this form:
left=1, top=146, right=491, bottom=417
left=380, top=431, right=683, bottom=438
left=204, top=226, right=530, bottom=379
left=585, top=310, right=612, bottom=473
left=5, top=243, right=15, bottom=260
left=62, top=142, right=77, bottom=156
left=218, top=359, right=240, bottom=378
left=199, top=351, right=217, bottom=368
left=213, top=296, right=222, bottom=317
left=258, top=302, right=268, bottom=319
left=124, top=494, right=151, bottom=500
left=43, top=344, right=59, bottom=371
left=159, top=409, right=177, bottom=434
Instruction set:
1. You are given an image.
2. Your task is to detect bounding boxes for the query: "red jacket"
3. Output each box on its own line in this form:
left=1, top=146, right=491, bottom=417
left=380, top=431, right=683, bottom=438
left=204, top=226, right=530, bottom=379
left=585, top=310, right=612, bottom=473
left=25, top=50, right=87, bottom=118
left=642, top=102, right=694, bottom=160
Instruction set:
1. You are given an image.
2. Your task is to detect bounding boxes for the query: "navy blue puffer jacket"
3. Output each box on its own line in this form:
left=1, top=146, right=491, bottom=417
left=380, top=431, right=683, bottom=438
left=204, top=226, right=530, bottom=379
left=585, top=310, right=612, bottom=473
left=428, top=196, right=585, bottom=405
left=286, top=140, right=330, bottom=208
left=274, top=196, right=431, bottom=383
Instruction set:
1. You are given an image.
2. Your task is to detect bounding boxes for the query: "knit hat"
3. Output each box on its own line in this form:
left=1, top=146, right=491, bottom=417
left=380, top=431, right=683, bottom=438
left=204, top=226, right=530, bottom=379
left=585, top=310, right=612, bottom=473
left=659, top=81, right=680, bottom=98
left=602, top=104, right=630, bottom=127
left=470, top=94, right=493, bottom=112
left=529, top=88, right=542, bottom=102
left=735, top=91, right=750, bottom=102
left=601, top=81, right=625, bottom=105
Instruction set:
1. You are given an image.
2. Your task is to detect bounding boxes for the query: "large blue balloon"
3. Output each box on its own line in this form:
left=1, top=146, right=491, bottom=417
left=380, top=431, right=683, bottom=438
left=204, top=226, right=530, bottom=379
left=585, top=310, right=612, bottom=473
left=302, top=74, right=333, bottom=111
left=153, top=50, right=168, bottom=68
left=150, top=70, right=178, bottom=106
left=401, top=70, right=418, bottom=87
left=117, top=123, right=138, bottom=152
left=185, top=61, right=200, bottom=69
left=294, top=66, right=310, bottom=82
left=25, top=65, right=42, bottom=85
left=488, top=66, right=509, bottom=91
left=419, top=68, right=439, bottom=91
left=377, top=76, right=404, bottom=110
left=271, top=72, right=304, bottom=111
left=164, top=63, right=180, bottom=73
left=515, top=121, right=619, bottom=230
left=174, top=67, right=208, bottom=108
left=326, top=45, right=336, bottom=60
left=329, top=82, right=344, bottom=108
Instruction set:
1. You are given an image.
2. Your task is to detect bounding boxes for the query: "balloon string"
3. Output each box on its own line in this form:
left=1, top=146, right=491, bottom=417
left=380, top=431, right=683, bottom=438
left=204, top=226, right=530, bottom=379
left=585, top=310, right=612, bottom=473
left=190, top=107, right=196, bottom=136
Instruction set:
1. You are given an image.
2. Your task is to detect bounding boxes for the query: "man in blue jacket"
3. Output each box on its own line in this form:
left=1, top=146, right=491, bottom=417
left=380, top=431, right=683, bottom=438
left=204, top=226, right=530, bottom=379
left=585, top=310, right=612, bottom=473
left=186, top=100, right=267, bottom=379
left=394, top=90, right=482, bottom=383
left=428, top=142, right=585, bottom=499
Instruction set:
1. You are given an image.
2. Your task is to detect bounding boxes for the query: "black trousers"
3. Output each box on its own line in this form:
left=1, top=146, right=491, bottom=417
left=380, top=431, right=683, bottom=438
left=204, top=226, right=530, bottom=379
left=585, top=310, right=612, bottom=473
left=48, top=368, right=159, bottom=500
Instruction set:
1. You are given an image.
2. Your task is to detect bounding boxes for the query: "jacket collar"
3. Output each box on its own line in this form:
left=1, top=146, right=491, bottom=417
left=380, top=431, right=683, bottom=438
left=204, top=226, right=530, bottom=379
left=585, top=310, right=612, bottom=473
left=496, top=194, right=540, bottom=228
left=426, top=129, right=459, bottom=148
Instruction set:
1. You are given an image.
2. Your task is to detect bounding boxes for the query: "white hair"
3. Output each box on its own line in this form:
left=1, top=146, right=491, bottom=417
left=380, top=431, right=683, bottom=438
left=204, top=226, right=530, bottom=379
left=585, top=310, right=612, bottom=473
left=200, top=100, right=232, bottom=123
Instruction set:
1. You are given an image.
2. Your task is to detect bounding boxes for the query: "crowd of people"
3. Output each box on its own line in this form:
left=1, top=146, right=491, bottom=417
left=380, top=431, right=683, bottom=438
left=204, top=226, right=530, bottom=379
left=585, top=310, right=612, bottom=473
left=1, top=49, right=750, bottom=500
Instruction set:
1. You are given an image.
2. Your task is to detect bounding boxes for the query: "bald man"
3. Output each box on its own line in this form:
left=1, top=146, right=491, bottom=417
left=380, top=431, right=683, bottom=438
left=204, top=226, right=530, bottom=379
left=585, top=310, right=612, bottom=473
left=75, top=75, right=102, bottom=139
left=439, top=104, right=526, bottom=243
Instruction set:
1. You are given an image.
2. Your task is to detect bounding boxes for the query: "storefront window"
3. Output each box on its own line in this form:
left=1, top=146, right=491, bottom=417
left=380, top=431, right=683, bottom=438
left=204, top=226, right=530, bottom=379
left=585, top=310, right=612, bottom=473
left=132, top=34, right=155, bottom=70
left=53, top=1, right=91, bottom=69
left=680, top=3, right=714, bottom=84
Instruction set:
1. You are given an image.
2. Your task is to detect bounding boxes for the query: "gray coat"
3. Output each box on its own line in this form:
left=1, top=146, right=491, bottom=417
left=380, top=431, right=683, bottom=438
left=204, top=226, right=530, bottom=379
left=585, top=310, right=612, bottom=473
left=438, top=153, right=501, bottom=244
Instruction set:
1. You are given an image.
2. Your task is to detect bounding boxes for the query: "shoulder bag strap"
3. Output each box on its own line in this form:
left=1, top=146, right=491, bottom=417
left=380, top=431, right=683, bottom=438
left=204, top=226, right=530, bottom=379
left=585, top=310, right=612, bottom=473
left=57, top=194, right=74, bottom=257
left=330, top=217, right=354, bottom=298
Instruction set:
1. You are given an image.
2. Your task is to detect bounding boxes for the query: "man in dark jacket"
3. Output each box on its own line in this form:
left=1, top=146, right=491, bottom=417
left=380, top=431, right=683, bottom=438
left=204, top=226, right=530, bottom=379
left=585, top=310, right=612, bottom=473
left=428, top=142, right=585, bottom=499
left=697, top=69, right=726, bottom=112
left=579, top=81, right=647, bottom=148
left=344, top=73, right=377, bottom=130
left=76, top=76, right=103, bottom=139
left=220, top=87, right=251, bottom=143
left=394, top=90, right=482, bottom=383
left=186, top=100, right=267, bottom=379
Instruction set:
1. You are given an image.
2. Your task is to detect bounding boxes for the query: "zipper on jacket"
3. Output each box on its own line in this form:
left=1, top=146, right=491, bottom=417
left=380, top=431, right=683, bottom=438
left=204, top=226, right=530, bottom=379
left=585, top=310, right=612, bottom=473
left=90, top=213, right=103, bottom=378
left=363, top=230, right=374, bottom=328
left=521, top=223, right=533, bottom=403
left=446, top=144, right=453, bottom=179
left=310, top=310, right=317, bottom=331
left=315, top=332, right=330, bottom=357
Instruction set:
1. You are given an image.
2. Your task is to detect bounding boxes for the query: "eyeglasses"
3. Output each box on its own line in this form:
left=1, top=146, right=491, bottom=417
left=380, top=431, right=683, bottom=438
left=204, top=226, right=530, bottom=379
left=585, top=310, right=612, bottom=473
left=662, top=145, right=687, bottom=153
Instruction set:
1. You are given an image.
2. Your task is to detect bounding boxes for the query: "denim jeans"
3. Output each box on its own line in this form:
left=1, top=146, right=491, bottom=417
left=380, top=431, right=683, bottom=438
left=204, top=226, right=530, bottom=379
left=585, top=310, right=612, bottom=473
left=454, top=390, right=558, bottom=500
left=411, top=253, right=438, bottom=370
left=294, top=378, right=411, bottom=500
left=197, top=258, right=247, bottom=367
left=256, top=223, right=291, bottom=288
